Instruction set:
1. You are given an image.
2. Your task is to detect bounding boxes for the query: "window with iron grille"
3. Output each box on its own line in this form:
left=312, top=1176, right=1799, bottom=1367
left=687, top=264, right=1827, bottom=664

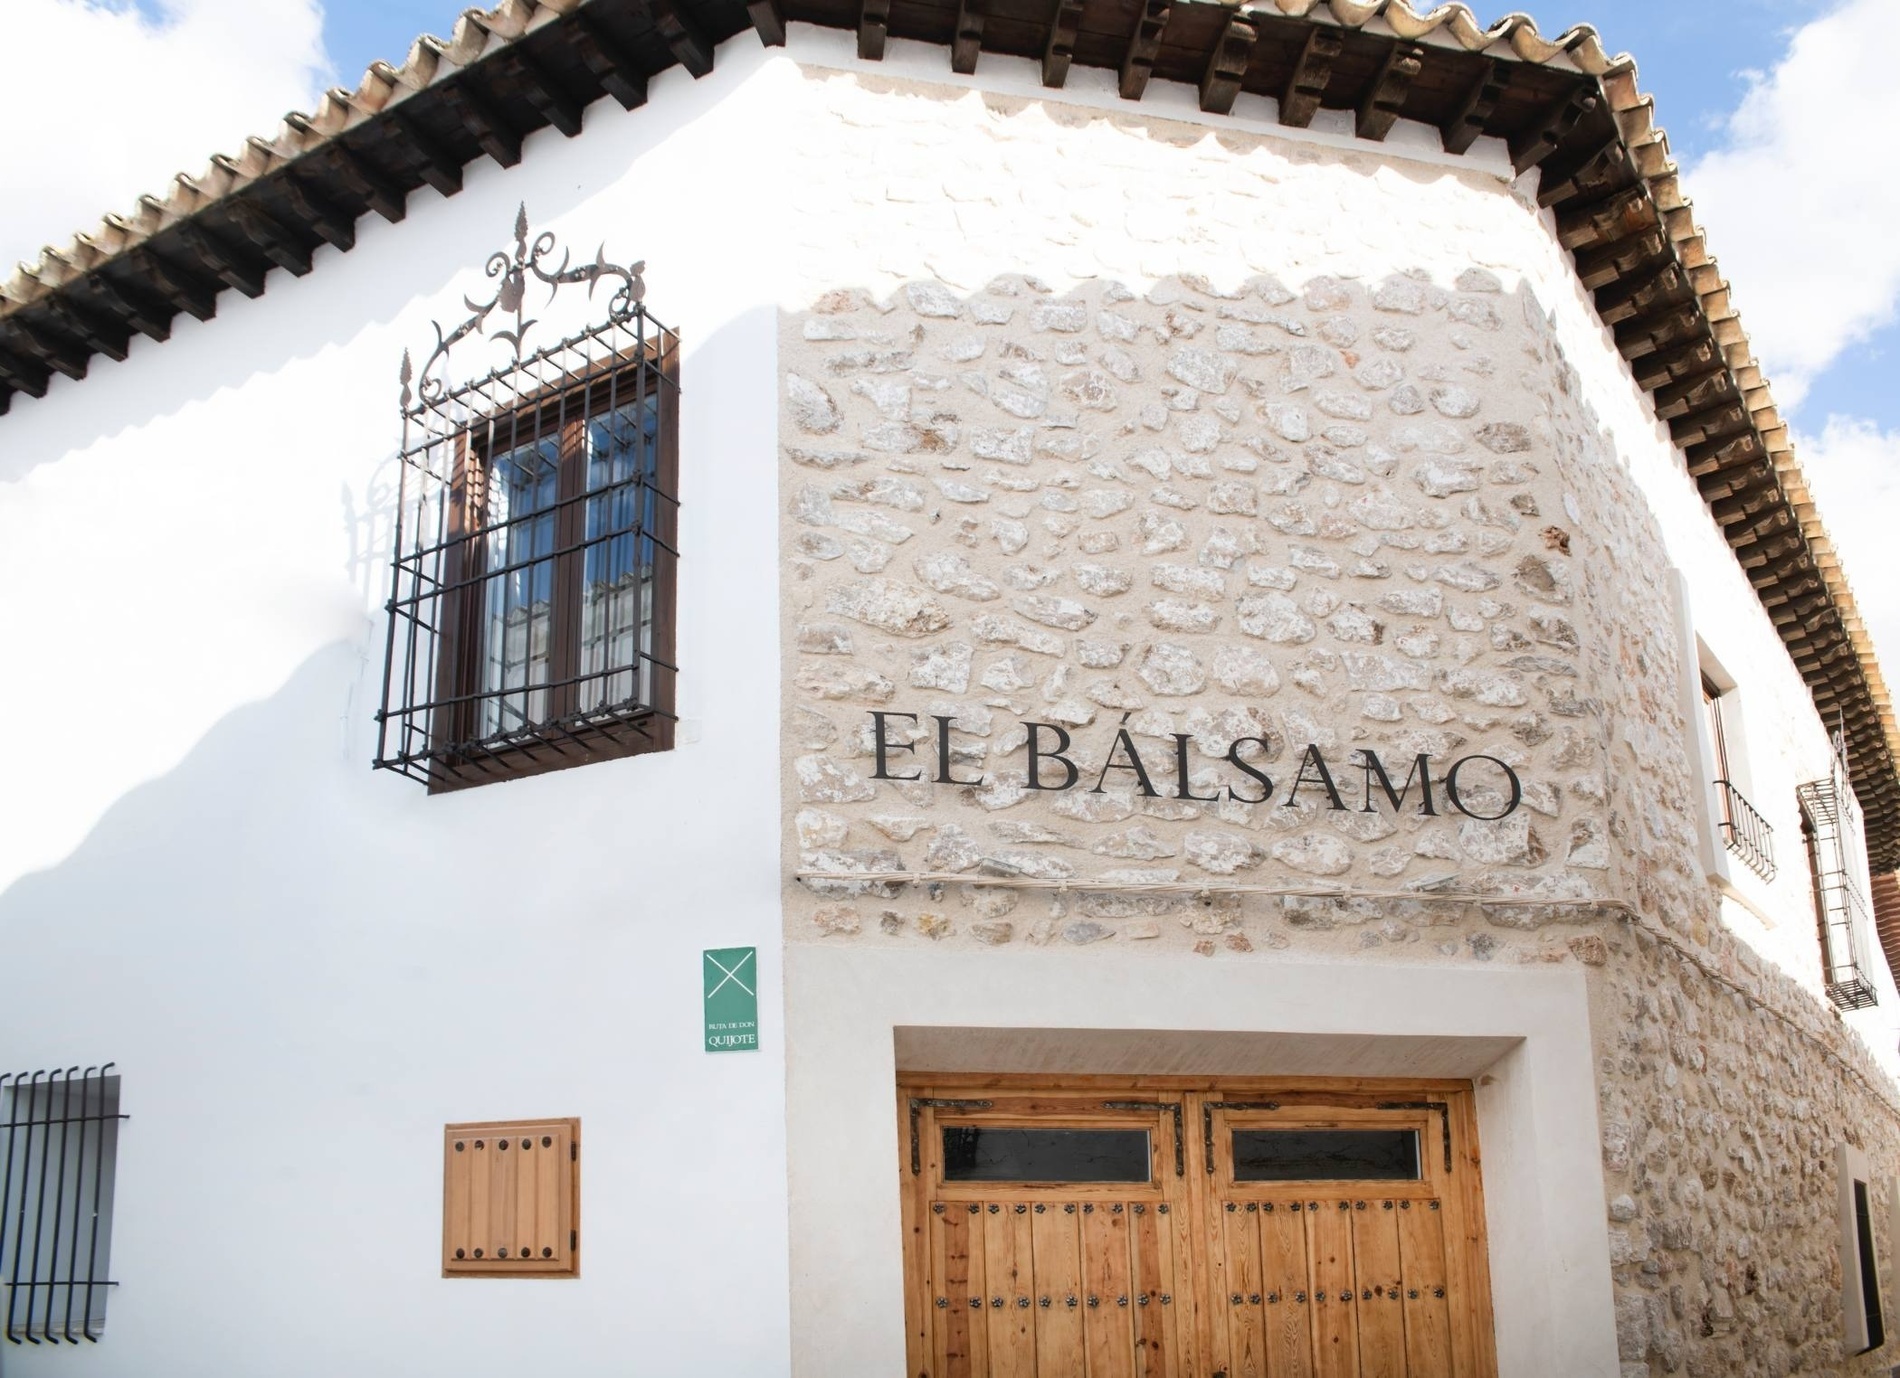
left=1801, top=731, right=1879, bottom=1012
left=1, top=1066, right=124, bottom=1344
left=1701, top=673, right=1775, bottom=882
left=375, top=209, right=679, bottom=790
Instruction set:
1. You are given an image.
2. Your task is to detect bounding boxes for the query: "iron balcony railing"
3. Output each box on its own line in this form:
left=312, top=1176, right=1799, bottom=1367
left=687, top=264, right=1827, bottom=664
left=1713, top=778, right=1776, bottom=883
left=1801, top=763, right=1880, bottom=1013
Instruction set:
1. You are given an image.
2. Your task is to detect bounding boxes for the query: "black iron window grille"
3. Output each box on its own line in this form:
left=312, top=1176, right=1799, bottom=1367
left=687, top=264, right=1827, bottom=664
left=1801, top=731, right=1879, bottom=1012
left=375, top=207, right=679, bottom=791
left=1714, top=778, right=1776, bottom=882
left=1, top=1066, right=124, bottom=1344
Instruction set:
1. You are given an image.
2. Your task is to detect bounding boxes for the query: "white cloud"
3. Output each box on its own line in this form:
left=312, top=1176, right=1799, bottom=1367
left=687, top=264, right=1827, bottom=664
left=0, top=0, right=329, bottom=280
left=1797, top=416, right=1900, bottom=676
left=1686, top=0, right=1900, bottom=406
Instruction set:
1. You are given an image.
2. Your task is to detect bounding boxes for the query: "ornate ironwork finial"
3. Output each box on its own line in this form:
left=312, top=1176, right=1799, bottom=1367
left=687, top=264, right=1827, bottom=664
left=403, top=202, right=646, bottom=408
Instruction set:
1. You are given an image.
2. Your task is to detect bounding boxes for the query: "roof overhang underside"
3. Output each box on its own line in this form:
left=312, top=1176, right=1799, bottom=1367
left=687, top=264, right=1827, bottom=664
left=3, top=0, right=1896, bottom=888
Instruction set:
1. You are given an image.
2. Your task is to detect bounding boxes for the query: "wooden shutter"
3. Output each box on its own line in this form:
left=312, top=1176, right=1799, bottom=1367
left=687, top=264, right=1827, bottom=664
left=442, top=1118, right=580, bottom=1277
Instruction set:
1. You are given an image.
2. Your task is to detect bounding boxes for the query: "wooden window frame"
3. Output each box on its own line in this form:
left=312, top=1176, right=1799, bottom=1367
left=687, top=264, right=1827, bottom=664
left=429, top=342, right=679, bottom=793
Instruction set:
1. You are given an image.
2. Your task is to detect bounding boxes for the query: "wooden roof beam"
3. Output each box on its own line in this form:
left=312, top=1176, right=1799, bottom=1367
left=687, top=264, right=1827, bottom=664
left=1511, top=87, right=1599, bottom=174
left=1594, top=260, right=1686, bottom=326
left=277, top=175, right=359, bottom=251
left=1440, top=57, right=1504, bottom=155
left=4, top=317, right=89, bottom=381
left=952, top=0, right=986, bottom=75
left=1043, top=0, right=1085, bottom=88
left=1120, top=0, right=1171, bottom=101
left=575, top=14, right=650, bottom=109
left=224, top=201, right=315, bottom=277
left=1573, top=227, right=1665, bottom=290
left=327, top=143, right=409, bottom=222
left=1280, top=27, right=1341, bottom=128
left=41, top=296, right=131, bottom=363
left=1356, top=43, right=1422, bottom=141
left=652, top=0, right=715, bottom=77
left=1651, top=364, right=1733, bottom=421
left=1671, top=401, right=1748, bottom=450
left=1632, top=335, right=1719, bottom=391
left=1555, top=182, right=1655, bottom=251
left=440, top=81, right=523, bottom=169
left=1199, top=16, right=1257, bottom=117
left=139, top=250, right=220, bottom=322
left=175, top=222, right=269, bottom=298
left=512, top=50, right=586, bottom=136
left=1613, top=301, right=1702, bottom=360
left=0, top=345, right=52, bottom=397
left=83, top=273, right=173, bottom=343
left=860, top=0, right=889, bottom=60
left=748, top=0, right=786, bottom=46
left=391, top=110, right=467, bottom=196
left=1684, top=429, right=1764, bottom=479
left=1536, top=137, right=1628, bottom=209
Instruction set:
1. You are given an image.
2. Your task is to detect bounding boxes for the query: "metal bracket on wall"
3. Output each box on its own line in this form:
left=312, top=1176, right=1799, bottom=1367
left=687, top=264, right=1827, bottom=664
left=1375, top=1101, right=1454, bottom=1174
left=909, top=1098, right=993, bottom=1175
left=1100, top=1101, right=1186, bottom=1177
left=1202, top=1102, right=1281, bottom=1174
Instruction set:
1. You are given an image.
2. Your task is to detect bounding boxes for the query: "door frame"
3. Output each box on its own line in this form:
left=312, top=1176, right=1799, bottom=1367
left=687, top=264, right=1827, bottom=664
left=785, top=945, right=1621, bottom=1377
left=898, top=1075, right=1497, bottom=1377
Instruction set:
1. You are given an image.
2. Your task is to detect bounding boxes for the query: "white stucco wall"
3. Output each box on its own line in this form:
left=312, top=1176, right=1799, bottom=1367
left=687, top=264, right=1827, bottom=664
left=1, top=19, right=1893, bottom=1377
left=0, top=39, right=796, bottom=1378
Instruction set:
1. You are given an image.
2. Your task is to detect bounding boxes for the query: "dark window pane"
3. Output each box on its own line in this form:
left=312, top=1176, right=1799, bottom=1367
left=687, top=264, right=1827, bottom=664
left=1232, top=1129, right=1421, bottom=1182
left=941, top=1127, right=1151, bottom=1183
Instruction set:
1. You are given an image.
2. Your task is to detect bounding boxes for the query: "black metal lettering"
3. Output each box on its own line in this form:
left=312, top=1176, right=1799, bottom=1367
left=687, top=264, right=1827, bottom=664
left=1093, top=726, right=1159, bottom=796
left=869, top=711, right=922, bottom=781
left=1283, top=744, right=1346, bottom=810
left=1225, top=738, right=1275, bottom=804
left=1027, top=722, right=1079, bottom=791
left=1172, top=734, right=1220, bottom=801
left=1444, top=754, right=1523, bottom=819
left=933, top=714, right=982, bottom=786
left=1358, top=750, right=1436, bottom=815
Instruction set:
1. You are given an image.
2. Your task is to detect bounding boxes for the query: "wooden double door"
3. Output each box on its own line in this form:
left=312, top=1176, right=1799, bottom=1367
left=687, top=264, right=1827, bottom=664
left=899, top=1079, right=1496, bottom=1378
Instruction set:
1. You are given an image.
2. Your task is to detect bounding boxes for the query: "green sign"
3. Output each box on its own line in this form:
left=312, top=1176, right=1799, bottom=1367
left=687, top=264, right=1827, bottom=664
left=703, top=947, right=759, bottom=1053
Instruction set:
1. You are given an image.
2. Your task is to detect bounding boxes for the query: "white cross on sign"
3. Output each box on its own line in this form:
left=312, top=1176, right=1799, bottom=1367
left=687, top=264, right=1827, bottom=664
left=704, top=949, right=755, bottom=999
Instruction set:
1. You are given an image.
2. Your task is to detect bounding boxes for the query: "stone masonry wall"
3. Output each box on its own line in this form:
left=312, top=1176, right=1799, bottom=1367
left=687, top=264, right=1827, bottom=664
left=773, top=64, right=1900, bottom=1375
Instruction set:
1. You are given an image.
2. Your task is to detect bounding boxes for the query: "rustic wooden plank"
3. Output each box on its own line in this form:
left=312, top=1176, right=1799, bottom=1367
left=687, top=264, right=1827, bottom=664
left=440, top=80, right=523, bottom=168
left=1083, top=1204, right=1136, bottom=1378
left=1652, top=363, right=1732, bottom=420
left=41, top=294, right=131, bottom=362
left=1613, top=301, right=1704, bottom=360
left=987, top=1204, right=1034, bottom=1378
left=1042, top=0, right=1085, bottom=87
left=748, top=0, right=787, bottom=45
left=1356, top=43, right=1421, bottom=141
left=1671, top=400, right=1749, bottom=449
left=174, top=222, right=268, bottom=298
left=1440, top=57, right=1504, bottom=154
left=1554, top=182, right=1653, bottom=251
left=137, top=250, right=219, bottom=322
left=653, top=0, right=716, bottom=76
left=1595, top=259, right=1686, bottom=327
left=860, top=0, right=889, bottom=59
left=1511, top=86, right=1598, bottom=173
left=1198, top=16, right=1256, bottom=117
left=277, top=175, right=359, bottom=250
left=83, top=274, right=172, bottom=342
left=1262, top=1203, right=1315, bottom=1378
left=953, top=0, right=987, bottom=74
left=1352, top=1201, right=1405, bottom=1378
left=575, top=13, right=651, bottom=108
left=1397, top=1201, right=1452, bottom=1377
left=1536, top=136, right=1628, bottom=208
left=1574, top=227, right=1665, bottom=290
left=224, top=201, right=314, bottom=277
left=1280, top=27, right=1342, bottom=128
left=1130, top=1204, right=1170, bottom=1378
left=1221, top=1202, right=1268, bottom=1378
left=1032, top=1203, right=1086, bottom=1377
left=512, top=50, right=586, bottom=136
left=0, top=345, right=51, bottom=397
left=1308, top=1201, right=1358, bottom=1378
left=327, top=143, right=409, bottom=222
left=1118, top=0, right=1170, bottom=101
left=944, top=1206, right=978, bottom=1377
left=930, top=1206, right=953, bottom=1378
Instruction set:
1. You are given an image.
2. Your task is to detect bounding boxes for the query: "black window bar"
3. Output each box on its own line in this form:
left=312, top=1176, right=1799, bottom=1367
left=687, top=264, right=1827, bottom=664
left=1801, top=730, right=1879, bottom=1012
left=1, top=1065, right=125, bottom=1344
left=375, top=206, right=679, bottom=791
left=1713, top=777, right=1776, bottom=882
